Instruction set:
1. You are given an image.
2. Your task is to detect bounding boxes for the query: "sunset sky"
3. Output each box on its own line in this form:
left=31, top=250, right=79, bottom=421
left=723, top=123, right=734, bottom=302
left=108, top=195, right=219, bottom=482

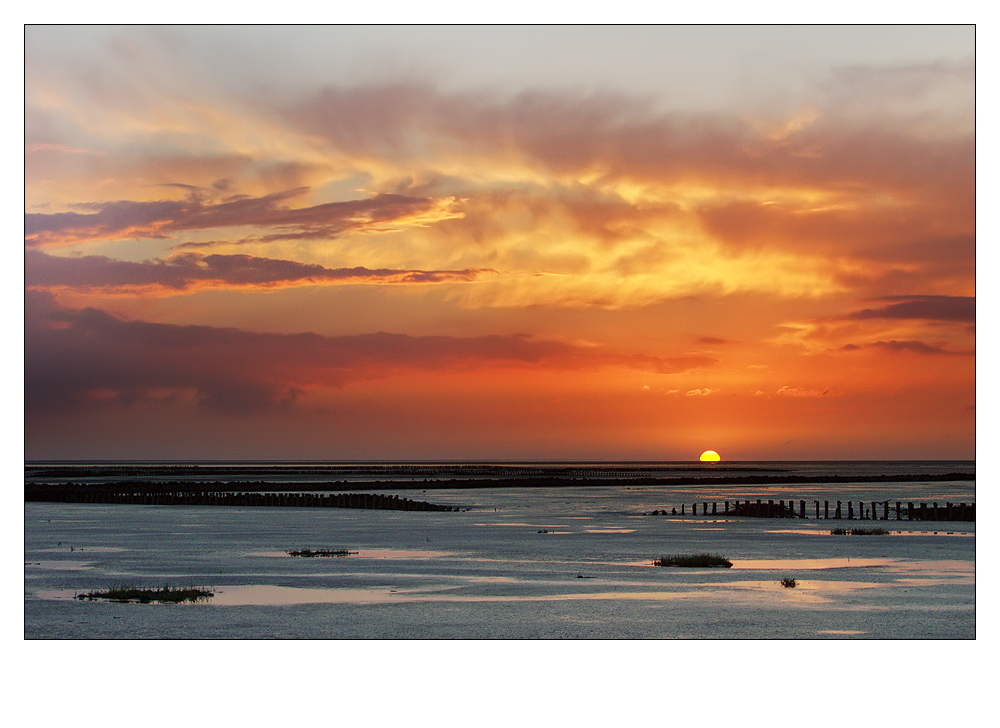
left=23, top=25, right=975, bottom=461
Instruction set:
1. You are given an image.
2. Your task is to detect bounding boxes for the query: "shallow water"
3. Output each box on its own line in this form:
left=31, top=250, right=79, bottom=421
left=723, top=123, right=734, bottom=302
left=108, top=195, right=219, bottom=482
left=24, top=481, right=975, bottom=639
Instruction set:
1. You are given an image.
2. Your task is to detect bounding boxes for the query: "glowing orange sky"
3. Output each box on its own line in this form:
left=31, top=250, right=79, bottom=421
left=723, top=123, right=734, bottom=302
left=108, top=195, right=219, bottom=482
left=24, top=26, right=975, bottom=460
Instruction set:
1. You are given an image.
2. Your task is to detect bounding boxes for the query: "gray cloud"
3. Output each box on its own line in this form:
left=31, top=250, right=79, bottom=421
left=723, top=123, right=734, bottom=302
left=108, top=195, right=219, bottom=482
left=25, top=249, right=492, bottom=294
left=24, top=189, right=440, bottom=247
left=846, top=296, right=974, bottom=323
left=839, top=339, right=973, bottom=356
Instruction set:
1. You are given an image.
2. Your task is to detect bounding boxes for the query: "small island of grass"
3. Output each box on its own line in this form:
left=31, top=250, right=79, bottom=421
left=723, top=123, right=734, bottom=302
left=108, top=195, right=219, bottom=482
left=653, top=553, right=732, bottom=568
left=830, top=528, right=891, bottom=536
left=76, top=585, right=213, bottom=604
left=287, top=548, right=358, bottom=557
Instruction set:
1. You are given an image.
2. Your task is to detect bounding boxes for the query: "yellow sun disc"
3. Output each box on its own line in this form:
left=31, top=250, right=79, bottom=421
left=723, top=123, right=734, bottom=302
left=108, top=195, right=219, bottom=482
left=700, top=450, right=721, bottom=462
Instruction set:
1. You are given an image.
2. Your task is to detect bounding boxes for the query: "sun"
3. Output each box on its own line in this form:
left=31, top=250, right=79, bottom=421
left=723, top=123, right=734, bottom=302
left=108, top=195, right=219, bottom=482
left=699, top=450, right=721, bottom=462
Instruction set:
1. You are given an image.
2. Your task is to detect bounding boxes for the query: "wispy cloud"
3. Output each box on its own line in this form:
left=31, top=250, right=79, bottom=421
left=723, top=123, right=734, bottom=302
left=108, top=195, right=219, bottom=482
left=25, top=249, right=493, bottom=295
left=24, top=189, right=457, bottom=247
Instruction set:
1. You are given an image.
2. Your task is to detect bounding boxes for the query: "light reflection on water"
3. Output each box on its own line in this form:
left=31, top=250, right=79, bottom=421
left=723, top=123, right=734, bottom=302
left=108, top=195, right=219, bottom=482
left=111, top=577, right=902, bottom=607
left=25, top=560, right=95, bottom=572
left=732, top=557, right=897, bottom=570
left=818, top=630, right=868, bottom=635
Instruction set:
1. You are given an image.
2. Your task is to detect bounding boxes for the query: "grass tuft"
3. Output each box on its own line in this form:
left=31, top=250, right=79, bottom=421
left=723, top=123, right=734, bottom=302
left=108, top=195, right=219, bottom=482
left=287, top=548, right=357, bottom=557
left=780, top=578, right=797, bottom=588
left=830, top=528, right=891, bottom=536
left=653, top=553, right=732, bottom=568
left=76, top=584, right=213, bottom=603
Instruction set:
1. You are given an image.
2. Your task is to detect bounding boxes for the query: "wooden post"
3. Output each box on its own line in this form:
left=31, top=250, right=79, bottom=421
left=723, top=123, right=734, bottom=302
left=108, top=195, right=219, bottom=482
left=756, top=499, right=761, bottom=517
left=712, top=502, right=717, bottom=515
left=815, top=501, right=820, bottom=519
left=920, top=502, right=927, bottom=521
left=800, top=500, right=806, bottom=519
left=725, top=501, right=729, bottom=514
left=768, top=499, right=774, bottom=518
left=836, top=501, right=841, bottom=519
left=825, top=501, right=829, bottom=519
left=681, top=504, right=685, bottom=515
left=848, top=501, right=854, bottom=519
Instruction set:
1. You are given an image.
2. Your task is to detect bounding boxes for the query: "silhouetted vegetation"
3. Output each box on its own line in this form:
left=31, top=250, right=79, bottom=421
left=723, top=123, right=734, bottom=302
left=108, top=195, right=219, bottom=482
left=780, top=578, right=797, bottom=588
left=287, top=548, right=357, bottom=557
left=830, top=528, right=891, bottom=536
left=653, top=553, right=732, bottom=568
left=76, top=585, right=213, bottom=603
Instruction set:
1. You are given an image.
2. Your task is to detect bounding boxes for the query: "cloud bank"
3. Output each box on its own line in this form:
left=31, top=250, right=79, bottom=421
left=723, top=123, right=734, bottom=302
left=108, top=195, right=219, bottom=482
left=26, top=292, right=716, bottom=415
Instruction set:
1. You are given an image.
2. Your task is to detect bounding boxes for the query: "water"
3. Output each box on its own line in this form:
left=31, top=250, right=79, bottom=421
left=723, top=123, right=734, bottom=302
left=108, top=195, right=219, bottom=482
left=24, top=462, right=975, bottom=639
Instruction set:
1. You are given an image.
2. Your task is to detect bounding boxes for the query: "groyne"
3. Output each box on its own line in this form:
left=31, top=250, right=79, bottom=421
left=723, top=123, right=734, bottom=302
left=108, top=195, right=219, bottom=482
left=647, top=499, right=975, bottom=522
left=24, top=483, right=460, bottom=512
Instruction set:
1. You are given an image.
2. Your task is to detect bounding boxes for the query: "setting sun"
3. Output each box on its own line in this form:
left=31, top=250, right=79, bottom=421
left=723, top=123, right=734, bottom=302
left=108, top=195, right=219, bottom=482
left=700, top=450, right=721, bottom=462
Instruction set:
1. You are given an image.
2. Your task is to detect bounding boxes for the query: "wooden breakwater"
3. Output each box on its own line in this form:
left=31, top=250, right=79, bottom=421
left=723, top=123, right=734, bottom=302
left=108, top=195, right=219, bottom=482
left=24, top=483, right=460, bottom=512
left=647, top=499, right=975, bottom=522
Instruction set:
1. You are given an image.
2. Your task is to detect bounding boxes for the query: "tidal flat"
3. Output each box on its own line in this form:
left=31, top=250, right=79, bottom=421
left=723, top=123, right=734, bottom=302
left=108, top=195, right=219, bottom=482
left=24, top=475, right=975, bottom=639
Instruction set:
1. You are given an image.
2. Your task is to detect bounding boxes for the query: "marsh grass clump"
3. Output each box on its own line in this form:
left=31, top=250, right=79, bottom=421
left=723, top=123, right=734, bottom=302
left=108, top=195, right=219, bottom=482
left=653, top=553, right=732, bottom=568
left=76, top=585, right=213, bottom=604
left=830, top=528, right=891, bottom=536
left=287, top=548, right=358, bottom=557
left=780, top=578, right=797, bottom=588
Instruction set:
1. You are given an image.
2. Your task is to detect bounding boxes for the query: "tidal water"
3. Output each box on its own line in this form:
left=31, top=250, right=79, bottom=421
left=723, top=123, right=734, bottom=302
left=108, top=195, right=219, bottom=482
left=24, top=462, right=975, bottom=639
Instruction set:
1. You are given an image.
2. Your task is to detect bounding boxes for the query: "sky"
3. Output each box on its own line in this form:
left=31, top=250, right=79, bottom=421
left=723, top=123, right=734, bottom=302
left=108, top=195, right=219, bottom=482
left=23, top=24, right=976, bottom=461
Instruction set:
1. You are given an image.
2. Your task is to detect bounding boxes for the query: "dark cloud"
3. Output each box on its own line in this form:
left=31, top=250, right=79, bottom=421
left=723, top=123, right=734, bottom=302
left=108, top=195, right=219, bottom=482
left=25, top=293, right=716, bottom=415
left=24, top=189, right=440, bottom=247
left=25, top=199, right=188, bottom=246
left=846, top=296, right=974, bottom=323
left=838, top=339, right=973, bottom=356
left=697, top=336, right=735, bottom=345
left=25, top=249, right=492, bottom=294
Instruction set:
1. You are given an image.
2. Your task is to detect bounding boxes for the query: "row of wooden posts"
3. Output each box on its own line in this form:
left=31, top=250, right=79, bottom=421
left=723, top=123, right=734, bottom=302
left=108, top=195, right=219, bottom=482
left=648, top=499, right=975, bottom=521
left=23, top=486, right=460, bottom=512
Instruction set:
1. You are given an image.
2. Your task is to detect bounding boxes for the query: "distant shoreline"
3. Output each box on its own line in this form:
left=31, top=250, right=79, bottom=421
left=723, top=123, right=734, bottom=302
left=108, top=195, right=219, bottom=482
left=24, top=471, right=974, bottom=493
